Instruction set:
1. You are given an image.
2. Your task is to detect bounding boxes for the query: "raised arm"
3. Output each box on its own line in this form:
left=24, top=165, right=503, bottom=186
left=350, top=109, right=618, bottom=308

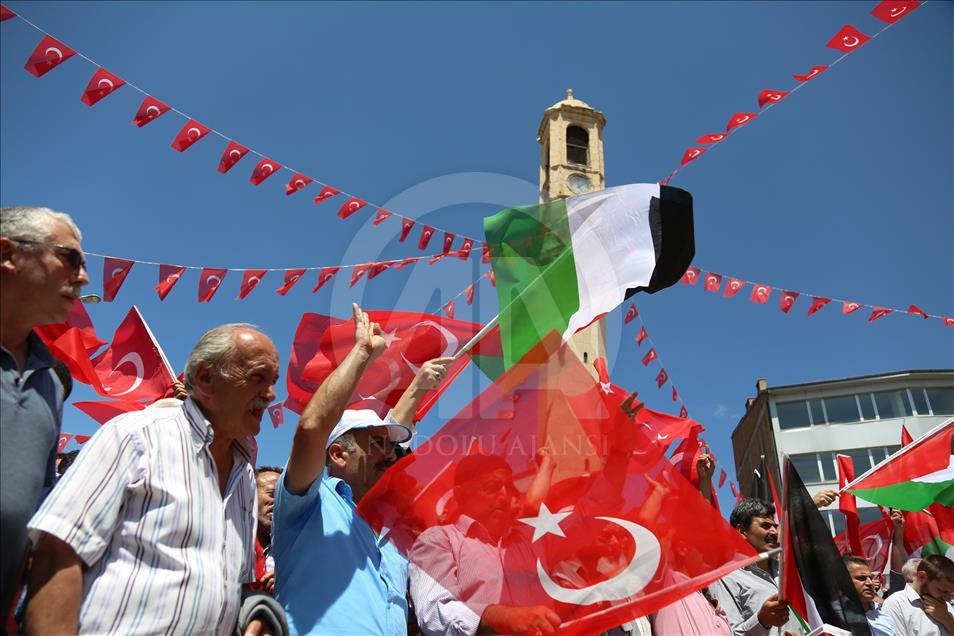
left=389, top=357, right=453, bottom=427
left=284, top=304, right=385, bottom=494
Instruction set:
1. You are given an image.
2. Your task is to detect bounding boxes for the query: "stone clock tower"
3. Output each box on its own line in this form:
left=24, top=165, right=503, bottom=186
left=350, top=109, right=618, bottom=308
left=537, top=89, right=607, bottom=373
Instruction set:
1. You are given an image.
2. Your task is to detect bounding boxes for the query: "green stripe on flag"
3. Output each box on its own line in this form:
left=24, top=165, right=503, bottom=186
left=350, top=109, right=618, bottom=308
left=483, top=199, right=580, bottom=370
left=852, top=479, right=954, bottom=511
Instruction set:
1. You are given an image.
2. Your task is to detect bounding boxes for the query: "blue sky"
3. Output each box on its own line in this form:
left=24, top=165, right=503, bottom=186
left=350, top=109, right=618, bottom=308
left=2, top=1, right=951, bottom=511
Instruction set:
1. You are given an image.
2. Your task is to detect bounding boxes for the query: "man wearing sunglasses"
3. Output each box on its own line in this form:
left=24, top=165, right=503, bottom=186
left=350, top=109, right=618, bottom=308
left=0, top=206, right=89, bottom=624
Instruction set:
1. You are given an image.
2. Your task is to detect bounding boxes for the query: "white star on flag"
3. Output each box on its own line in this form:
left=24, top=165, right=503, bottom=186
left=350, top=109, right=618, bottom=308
left=599, top=381, right=614, bottom=395
left=518, top=503, right=572, bottom=543
left=381, top=329, right=402, bottom=347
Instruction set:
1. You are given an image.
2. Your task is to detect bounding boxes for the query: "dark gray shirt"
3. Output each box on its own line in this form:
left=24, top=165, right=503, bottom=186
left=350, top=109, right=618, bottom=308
left=1, top=331, right=64, bottom=615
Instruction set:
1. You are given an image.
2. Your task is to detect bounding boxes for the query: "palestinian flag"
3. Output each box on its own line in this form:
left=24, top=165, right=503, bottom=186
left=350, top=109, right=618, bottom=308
left=780, top=457, right=872, bottom=636
left=848, top=421, right=953, bottom=511
left=483, top=183, right=694, bottom=369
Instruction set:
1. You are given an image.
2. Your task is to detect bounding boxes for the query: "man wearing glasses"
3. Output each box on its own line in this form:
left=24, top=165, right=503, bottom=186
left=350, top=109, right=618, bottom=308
left=0, top=206, right=89, bottom=624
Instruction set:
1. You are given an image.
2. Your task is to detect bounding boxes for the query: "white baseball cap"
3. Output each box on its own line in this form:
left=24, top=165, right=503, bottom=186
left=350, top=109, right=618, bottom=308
left=325, top=409, right=413, bottom=450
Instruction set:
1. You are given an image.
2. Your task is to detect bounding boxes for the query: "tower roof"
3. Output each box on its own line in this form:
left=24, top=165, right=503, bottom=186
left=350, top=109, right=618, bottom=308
left=548, top=88, right=595, bottom=111
left=538, top=89, right=606, bottom=141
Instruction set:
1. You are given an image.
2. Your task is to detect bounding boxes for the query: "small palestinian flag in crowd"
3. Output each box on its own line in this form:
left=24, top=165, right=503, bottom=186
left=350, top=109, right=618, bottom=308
left=780, top=457, right=872, bottom=635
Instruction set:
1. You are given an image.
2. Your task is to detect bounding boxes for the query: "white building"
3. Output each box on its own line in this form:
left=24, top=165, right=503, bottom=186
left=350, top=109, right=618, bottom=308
left=731, top=369, right=954, bottom=535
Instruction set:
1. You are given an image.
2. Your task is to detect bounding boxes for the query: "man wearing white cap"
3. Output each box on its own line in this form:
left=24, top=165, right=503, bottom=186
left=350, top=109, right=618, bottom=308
left=272, top=303, right=450, bottom=636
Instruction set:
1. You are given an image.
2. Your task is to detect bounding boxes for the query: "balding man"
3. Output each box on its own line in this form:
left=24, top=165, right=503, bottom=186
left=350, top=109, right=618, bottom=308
left=24, top=324, right=281, bottom=635
left=1, top=206, right=89, bottom=619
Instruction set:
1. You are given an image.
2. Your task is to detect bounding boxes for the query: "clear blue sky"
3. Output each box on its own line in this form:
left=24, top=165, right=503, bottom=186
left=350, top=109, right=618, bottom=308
left=2, top=1, right=951, bottom=511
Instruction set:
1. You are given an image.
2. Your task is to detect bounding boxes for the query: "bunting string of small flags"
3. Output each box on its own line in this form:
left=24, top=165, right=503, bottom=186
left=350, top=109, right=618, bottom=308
left=660, top=1, right=926, bottom=185
left=622, top=302, right=690, bottom=419
left=679, top=265, right=953, bottom=326
left=84, top=246, right=473, bottom=303
left=0, top=5, right=489, bottom=257
left=56, top=432, right=91, bottom=452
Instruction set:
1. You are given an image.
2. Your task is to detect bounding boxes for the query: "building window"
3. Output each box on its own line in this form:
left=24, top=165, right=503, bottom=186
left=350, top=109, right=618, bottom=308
left=910, top=388, right=930, bottom=415
left=927, top=388, right=954, bottom=414
left=808, top=399, right=825, bottom=425
left=859, top=393, right=876, bottom=420
left=791, top=445, right=898, bottom=486
left=791, top=453, right=822, bottom=484
left=824, top=395, right=861, bottom=424
left=777, top=401, right=812, bottom=429
left=566, top=126, right=589, bottom=166
left=873, top=390, right=913, bottom=419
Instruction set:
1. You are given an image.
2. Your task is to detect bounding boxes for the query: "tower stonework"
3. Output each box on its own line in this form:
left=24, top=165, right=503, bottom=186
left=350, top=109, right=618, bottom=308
left=537, top=89, right=607, bottom=374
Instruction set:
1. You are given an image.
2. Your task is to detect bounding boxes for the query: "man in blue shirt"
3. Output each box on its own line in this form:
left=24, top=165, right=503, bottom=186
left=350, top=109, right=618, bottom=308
left=1, top=206, right=89, bottom=622
left=273, top=303, right=450, bottom=635
left=844, top=554, right=900, bottom=636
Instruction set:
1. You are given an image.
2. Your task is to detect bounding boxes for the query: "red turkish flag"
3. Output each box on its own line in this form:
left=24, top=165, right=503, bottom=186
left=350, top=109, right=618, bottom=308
left=276, top=269, right=306, bottom=296
left=350, top=265, right=370, bottom=287
left=903, top=509, right=940, bottom=554
left=730, top=481, right=741, bottom=501
left=671, top=387, right=678, bottom=402
left=171, top=120, right=211, bottom=152
left=285, top=173, right=312, bottom=195
left=132, top=96, right=170, bottom=127
left=482, top=243, right=491, bottom=263
left=357, top=338, right=758, bottom=635
left=834, top=517, right=893, bottom=574
left=373, top=209, right=393, bottom=225
left=726, top=113, right=757, bottom=132
left=400, top=218, right=415, bottom=242
left=592, top=357, right=624, bottom=406
left=89, top=307, right=176, bottom=400
left=155, top=264, right=186, bottom=300
left=367, top=262, right=392, bottom=280
left=250, top=158, right=281, bottom=186
left=237, top=269, right=267, bottom=300
left=945, top=317, right=954, bottom=327
left=337, top=197, right=367, bottom=219
left=757, top=89, right=789, bottom=109
left=792, top=65, right=828, bottom=82
left=680, top=148, right=706, bottom=166
left=218, top=141, right=249, bottom=173
left=779, top=290, right=799, bottom=314
left=57, top=433, right=73, bottom=453
left=655, top=369, right=669, bottom=388
left=907, top=304, right=929, bottom=319
left=393, top=257, right=419, bottom=270
left=1, top=4, right=17, bottom=20
left=418, top=225, right=435, bottom=250
left=197, top=268, right=228, bottom=302
left=681, top=267, right=700, bottom=285
left=456, top=238, right=474, bottom=260
left=81, top=68, right=125, bottom=106
left=827, top=25, right=870, bottom=53
left=623, top=304, right=638, bottom=324
left=35, top=300, right=106, bottom=357
left=636, top=326, right=648, bottom=346
left=24, top=35, right=75, bottom=77
left=872, top=0, right=920, bottom=23
left=641, top=348, right=657, bottom=366
left=73, top=400, right=146, bottom=425
left=102, top=257, right=134, bottom=302
left=696, top=133, right=727, bottom=144
left=458, top=284, right=474, bottom=306
left=268, top=402, right=284, bottom=429
left=704, top=272, right=722, bottom=293
left=901, top=425, right=914, bottom=447
left=680, top=405, right=688, bottom=418
left=442, top=299, right=456, bottom=320
left=719, top=469, right=727, bottom=488
left=836, top=454, right=864, bottom=555
left=442, top=232, right=456, bottom=254
left=287, top=311, right=482, bottom=417
left=75, top=435, right=92, bottom=444
left=485, top=270, right=496, bottom=286
left=669, top=429, right=702, bottom=488
left=635, top=407, right=703, bottom=454
left=808, top=296, right=831, bottom=316
left=723, top=278, right=745, bottom=298
left=313, top=185, right=339, bottom=205
left=312, top=267, right=339, bottom=292
left=842, top=301, right=863, bottom=314
left=749, top=284, right=772, bottom=304
left=868, top=307, right=892, bottom=323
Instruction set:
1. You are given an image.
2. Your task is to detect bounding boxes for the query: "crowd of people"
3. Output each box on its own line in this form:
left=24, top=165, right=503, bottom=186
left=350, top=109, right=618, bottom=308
left=2, top=205, right=952, bottom=635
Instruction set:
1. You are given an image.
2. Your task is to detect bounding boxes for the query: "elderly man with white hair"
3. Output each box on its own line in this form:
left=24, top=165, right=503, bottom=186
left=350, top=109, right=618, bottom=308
left=273, top=303, right=451, bottom=636
left=24, top=322, right=285, bottom=635
left=0, top=206, right=89, bottom=620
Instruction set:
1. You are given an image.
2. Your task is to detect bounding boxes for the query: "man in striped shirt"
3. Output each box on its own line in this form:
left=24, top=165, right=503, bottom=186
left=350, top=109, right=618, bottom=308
left=24, top=323, right=280, bottom=635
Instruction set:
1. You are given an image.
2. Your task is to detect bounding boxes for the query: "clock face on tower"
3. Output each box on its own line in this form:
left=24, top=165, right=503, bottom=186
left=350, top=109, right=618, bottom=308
left=567, top=173, right=592, bottom=194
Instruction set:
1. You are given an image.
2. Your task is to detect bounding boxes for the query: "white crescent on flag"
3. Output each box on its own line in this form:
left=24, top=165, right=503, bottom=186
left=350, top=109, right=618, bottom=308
left=111, top=352, right=145, bottom=396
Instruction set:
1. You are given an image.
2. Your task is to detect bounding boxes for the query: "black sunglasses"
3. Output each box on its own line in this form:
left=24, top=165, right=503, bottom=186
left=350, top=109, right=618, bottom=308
left=9, top=238, right=87, bottom=271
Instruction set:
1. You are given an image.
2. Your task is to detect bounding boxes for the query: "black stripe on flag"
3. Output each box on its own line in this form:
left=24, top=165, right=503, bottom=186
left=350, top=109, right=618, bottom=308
left=627, top=184, right=695, bottom=296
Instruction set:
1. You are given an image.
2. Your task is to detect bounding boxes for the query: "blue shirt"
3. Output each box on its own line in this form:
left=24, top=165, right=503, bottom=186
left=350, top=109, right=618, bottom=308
left=867, top=601, right=900, bottom=636
left=273, top=471, right=408, bottom=635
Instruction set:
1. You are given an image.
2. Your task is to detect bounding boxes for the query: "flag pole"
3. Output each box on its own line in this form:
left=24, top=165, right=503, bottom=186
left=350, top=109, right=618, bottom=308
left=451, top=314, right=499, bottom=361
left=133, top=306, right=177, bottom=380
left=838, top=418, right=953, bottom=494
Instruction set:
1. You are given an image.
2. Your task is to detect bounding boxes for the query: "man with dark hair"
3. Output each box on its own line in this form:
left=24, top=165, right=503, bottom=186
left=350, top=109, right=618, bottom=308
left=1, top=206, right=89, bottom=621
left=843, top=554, right=899, bottom=636
left=55, top=450, right=79, bottom=478
left=709, top=498, right=802, bottom=636
left=254, top=466, right=282, bottom=594
left=882, top=554, right=954, bottom=635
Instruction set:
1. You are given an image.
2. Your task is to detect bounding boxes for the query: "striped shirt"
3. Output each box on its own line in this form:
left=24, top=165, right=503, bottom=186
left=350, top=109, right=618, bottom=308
left=28, top=398, right=257, bottom=635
